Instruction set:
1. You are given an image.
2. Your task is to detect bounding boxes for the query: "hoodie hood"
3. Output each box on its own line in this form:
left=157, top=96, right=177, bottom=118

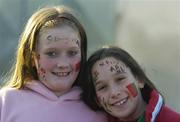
left=25, top=80, right=81, bottom=101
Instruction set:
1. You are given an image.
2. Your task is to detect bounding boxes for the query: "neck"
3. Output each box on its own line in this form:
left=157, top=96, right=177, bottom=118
left=119, top=96, right=147, bottom=121
left=131, top=98, right=147, bottom=121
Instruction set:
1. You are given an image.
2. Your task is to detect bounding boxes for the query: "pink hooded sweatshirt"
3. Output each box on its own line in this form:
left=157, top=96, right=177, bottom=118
left=0, top=80, right=107, bottom=122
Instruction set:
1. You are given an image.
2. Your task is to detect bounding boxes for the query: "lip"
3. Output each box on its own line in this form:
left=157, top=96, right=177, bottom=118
left=111, top=97, right=128, bottom=106
left=52, top=71, right=71, bottom=77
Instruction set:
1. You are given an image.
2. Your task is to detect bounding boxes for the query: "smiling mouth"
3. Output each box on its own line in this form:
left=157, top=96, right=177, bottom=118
left=52, top=72, right=71, bottom=77
left=111, top=97, right=128, bottom=106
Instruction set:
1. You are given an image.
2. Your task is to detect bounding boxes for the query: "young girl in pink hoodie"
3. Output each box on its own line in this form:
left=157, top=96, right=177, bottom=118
left=0, top=5, right=107, bottom=122
left=82, top=46, right=180, bottom=122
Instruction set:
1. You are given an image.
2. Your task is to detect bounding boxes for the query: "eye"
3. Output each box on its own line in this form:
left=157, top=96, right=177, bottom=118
left=96, top=85, right=107, bottom=91
left=116, top=77, right=125, bottom=83
left=68, top=50, right=79, bottom=57
left=45, top=51, right=57, bottom=57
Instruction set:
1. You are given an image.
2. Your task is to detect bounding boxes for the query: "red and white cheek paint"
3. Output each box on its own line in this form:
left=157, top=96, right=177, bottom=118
left=126, top=82, right=138, bottom=97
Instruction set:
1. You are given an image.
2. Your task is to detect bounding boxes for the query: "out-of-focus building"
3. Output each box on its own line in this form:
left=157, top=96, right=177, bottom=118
left=115, top=0, right=180, bottom=113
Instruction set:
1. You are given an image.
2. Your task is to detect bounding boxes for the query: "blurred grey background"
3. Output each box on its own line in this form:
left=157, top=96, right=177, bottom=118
left=0, top=0, right=179, bottom=112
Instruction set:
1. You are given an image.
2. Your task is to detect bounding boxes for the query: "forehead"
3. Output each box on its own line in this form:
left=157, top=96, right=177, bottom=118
left=40, top=24, right=80, bottom=39
left=37, top=25, right=81, bottom=49
left=92, top=57, right=126, bottom=73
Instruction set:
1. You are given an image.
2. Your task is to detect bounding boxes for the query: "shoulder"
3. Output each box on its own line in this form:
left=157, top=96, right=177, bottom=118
left=64, top=87, right=108, bottom=122
left=156, top=105, right=180, bottom=122
left=0, top=87, right=17, bottom=95
left=0, top=87, right=24, bottom=100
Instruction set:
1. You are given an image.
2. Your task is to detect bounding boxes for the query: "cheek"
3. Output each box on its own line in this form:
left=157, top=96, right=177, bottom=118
left=126, top=82, right=138, bottom=97
left=37, top=67, right=46, bottom=79
left=96, top=93, right=107, bottom=105
left=75, top=61, right=81, bottom=71
left=97, top=95, right=103, bottom=102
left=38, top=57, right=55, bottom=70
left=72, top=59, right=81, bottom=72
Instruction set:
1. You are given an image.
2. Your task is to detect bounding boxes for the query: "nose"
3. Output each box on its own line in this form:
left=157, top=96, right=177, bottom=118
left=110, top=85, right=121, bottom=99
left=56, top=57, right=70, bottom=70
left=57, top=62, right=69, bottom=70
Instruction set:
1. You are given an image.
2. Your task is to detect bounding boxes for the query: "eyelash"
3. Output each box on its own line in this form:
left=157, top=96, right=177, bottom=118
left=116, top=77, right=125, bottom=81
left=44, top=50, right=79, bottom=58
left=68, top=50, right=78, bottom=57
left=45, top=51, right=57, bottom=57
left=97, top=85, right=107, bottom=91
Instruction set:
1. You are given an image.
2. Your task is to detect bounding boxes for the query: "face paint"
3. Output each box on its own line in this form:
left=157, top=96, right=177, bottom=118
left=47, top=35, right=65, bottom=42
left=92, top=70, right=99, bottom=82
left=73, top=39, right=80, bottom=47
left=37, top=67, right=46, bottom=81
left=97, top=95, right=112, bottom=113
left=75, top=61, right=80, bottom=71
left=36, top=25, right=81, bottom=96
left=110, top=63, right=126, bottom=74
left=126, top=83, right=138, bottom=97
left=105, top=60, right=110, bottom=65
left=100, top=97, right=112, bottom=113
left=38, top=67, right=46, bottom=76
left=99, top=61, right=105, bottom=66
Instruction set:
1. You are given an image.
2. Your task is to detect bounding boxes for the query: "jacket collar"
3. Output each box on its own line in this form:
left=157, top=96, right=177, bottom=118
left=145, top=90, right=163, bottom=122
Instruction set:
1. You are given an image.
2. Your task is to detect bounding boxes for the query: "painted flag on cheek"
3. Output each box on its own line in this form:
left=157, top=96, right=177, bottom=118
left=75, top=61, right=80, bottom=71
left=126, top=83, right=138, bottom=97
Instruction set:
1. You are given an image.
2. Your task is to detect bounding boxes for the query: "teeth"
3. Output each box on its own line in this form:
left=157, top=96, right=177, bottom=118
left=113, top=98, right=127, bottom=106
left=120, top=99, right=126, bottom=105
left=53, top=72, right=70, bottom=77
